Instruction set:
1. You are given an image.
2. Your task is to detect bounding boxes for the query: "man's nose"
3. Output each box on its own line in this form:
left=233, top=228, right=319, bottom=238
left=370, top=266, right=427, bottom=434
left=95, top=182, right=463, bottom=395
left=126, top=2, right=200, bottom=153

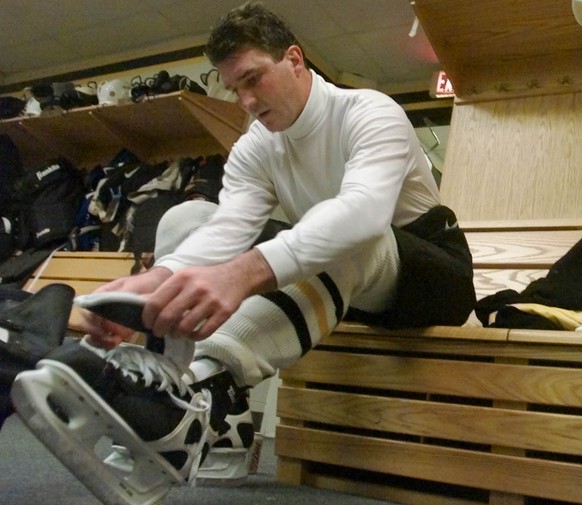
left=237, top=89, right=257, bottom=111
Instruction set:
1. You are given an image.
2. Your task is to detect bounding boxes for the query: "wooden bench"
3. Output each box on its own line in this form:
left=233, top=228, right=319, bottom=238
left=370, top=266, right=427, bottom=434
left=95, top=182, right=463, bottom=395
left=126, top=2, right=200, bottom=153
left=24, top=251, right=140, bottom=334
left=276, top=219, right=582, bottom=505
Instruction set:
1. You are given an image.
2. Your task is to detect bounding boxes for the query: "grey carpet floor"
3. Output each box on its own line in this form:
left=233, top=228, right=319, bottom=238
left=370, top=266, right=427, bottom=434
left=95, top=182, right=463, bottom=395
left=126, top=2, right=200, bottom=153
left=0, top=414, right=395, bottom=505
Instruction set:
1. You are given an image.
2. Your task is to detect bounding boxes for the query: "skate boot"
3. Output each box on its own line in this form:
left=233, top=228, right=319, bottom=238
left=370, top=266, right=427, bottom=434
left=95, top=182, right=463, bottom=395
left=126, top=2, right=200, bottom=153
left=0, top=283, right=74, bottom=428
left=102, top=366, right=253, bottom=487
left=12, top=341, right=211, bottom=505
left=11, top=291, right=210, bottom=505
left=78, top=290, right=255, bottom=486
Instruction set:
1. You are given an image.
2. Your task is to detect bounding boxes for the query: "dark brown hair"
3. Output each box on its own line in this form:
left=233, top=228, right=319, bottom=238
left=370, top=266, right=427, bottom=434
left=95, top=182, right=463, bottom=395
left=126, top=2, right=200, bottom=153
left=205, top=2, right=301, bottom=65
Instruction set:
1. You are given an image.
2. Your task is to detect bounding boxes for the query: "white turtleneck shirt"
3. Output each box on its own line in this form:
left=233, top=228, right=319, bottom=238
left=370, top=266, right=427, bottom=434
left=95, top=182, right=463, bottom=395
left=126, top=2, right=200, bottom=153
left=155, top=71, right=440, bottom=288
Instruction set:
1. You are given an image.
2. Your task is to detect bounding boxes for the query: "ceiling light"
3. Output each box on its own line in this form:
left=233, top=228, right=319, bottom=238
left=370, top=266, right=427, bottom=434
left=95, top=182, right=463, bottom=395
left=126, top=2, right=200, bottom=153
left=409, top=17, right=419, bottom=37
left=574, top=0, right=582, bottom=26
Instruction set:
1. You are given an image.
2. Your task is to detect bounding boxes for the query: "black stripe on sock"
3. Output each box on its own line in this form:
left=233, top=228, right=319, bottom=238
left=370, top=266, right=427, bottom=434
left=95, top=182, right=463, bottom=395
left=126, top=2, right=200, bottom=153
left=317, top=272, right=344, bottom=324
left=260, top=291, right=312, bottom=356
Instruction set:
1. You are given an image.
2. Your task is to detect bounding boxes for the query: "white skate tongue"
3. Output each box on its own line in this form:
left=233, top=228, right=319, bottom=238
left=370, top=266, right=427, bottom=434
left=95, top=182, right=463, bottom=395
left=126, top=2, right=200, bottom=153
left=74, top=292, right=148, bottom=332
left=163, top=336, right=196, bottom=371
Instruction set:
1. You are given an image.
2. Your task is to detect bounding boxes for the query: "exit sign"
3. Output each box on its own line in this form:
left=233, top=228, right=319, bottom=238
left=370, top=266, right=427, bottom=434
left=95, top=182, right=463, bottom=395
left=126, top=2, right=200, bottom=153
left=431, top=71, right=455, bottom=98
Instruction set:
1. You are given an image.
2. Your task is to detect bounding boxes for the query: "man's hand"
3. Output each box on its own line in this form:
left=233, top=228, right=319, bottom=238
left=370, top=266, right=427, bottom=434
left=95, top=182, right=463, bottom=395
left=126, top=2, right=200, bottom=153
left=79, top=266, right=173, bottom=349
left=142, top=248, right=276, bottom=340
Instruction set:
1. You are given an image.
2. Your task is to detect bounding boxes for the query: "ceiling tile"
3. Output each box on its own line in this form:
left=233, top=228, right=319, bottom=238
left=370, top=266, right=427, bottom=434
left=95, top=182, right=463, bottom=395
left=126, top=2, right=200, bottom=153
left=0, top=12, right=45, bottom=48
left=158, top=0, right=242, bottom=35
left=316, top=0, right=416, bottom=32
left=0, top=0, right=442, bottom=91
left=355, top=25, right=439, bottom=85
left=0, top=38, right=79, bottom=75
left=4, top=0, right=147, bottom=35
left=263, top=0, right=345, bottom=41
left=315, top=34, right=384, bottom=83
left=57, top=12, right=179, bottom=59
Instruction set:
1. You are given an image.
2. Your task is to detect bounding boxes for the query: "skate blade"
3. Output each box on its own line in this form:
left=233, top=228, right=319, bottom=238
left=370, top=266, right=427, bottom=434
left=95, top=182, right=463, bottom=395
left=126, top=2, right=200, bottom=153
left=11, top=360, right=185, bottom=505
left=197, top=448, right=249, bottom=487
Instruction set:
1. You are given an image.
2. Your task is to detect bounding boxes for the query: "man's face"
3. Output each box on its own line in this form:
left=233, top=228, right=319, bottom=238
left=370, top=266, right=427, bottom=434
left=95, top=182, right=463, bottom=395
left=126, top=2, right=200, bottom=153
left=217, top=46, right=307, bottom=132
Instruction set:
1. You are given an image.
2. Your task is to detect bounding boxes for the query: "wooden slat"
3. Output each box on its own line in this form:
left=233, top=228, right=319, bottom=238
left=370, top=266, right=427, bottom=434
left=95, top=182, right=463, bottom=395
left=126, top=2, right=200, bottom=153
left=319, top=332, right=582, bottom=362
left=302, top=473, right=482, bottom=505
left=508, top=328, right=582, bottom=345
left=460, top=219, right=582, bottom=232
left=332, top=321, right=509, bottom=341
left=278, top=387, right=582, bottom=456
left=473, top=268, right=547, bottom=299
left=275, top=426, right=582, bottom=504
left=50, top=251, right=135, bottom=259
left=33, top=256, right=135, bottom=282
left=281, top=349, right=582, bottom=406
left=466, top=230, right=581, bottom=267
left=24, top=279, right=109, bottom=296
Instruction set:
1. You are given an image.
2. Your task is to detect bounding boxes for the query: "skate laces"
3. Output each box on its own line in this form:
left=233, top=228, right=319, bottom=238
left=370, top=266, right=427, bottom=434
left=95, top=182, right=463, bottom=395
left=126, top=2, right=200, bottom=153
left=104, top=346, right=209, bottom=413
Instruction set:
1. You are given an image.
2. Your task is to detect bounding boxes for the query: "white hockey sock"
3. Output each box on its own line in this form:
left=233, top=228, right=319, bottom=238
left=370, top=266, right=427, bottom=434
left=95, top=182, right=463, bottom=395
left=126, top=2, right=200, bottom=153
left=188, top=357, right=224, bottom=383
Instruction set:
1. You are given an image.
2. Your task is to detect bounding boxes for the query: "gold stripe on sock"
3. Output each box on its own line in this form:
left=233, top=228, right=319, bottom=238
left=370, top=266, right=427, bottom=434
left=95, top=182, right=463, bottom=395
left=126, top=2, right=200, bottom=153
left=296, top=280, right=330, bottom=337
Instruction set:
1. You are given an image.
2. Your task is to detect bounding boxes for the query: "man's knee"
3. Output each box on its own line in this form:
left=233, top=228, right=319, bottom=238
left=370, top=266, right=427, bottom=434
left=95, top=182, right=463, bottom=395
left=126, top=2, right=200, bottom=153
left=154, top=200, right=217, bottom=259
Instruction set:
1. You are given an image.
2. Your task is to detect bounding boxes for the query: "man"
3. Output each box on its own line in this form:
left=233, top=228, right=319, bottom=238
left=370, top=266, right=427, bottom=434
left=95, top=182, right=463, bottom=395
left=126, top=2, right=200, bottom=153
left=11, top=3, right=475, bottom=504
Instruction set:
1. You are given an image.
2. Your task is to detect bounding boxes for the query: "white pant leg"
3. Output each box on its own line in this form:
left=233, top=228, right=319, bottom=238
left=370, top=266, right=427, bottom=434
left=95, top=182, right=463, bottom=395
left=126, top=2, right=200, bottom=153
left=154, top=200, right=218, bottom=260
left=348, top=229, right=401, bottom=313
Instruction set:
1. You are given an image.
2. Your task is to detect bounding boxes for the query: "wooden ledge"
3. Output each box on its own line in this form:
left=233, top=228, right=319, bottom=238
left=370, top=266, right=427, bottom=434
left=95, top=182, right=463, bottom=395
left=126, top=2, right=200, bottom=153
left=459, top=218, right=582, bottom=232
left=508, top=328, right=582, bottom=345
left=332, top=321, right=509, bottom=342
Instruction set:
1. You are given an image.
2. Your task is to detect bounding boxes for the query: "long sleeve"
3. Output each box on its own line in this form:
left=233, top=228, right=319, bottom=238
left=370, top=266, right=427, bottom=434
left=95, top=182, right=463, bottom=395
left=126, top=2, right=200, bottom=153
left=154, top=136, right=278, bottom=272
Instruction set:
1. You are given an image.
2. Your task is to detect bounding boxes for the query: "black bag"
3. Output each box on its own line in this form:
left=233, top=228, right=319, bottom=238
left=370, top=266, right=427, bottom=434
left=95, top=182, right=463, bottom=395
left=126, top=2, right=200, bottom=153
left=0, top=135, right=25, bottom=259
left=0, top=283, right=74, bottom=429
left=0, top=217, right=15, bottom=262
left=128, top=192, right=185, bottom=255
left=0, top=135, right=24, bottom=216
left=188, top=154, right=225, bottom=203
left=0, top=248, right=53, bottom=288
left=0, top=97, right=25, bottom=120
left=13, top=158, right=86, bottom=249
left=124, top=157, right=197, bottom=258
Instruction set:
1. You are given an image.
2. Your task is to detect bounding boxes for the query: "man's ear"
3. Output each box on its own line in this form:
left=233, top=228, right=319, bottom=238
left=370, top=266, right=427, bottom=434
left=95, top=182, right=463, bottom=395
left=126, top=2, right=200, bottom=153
left=286, top=45, right=305, bottom=75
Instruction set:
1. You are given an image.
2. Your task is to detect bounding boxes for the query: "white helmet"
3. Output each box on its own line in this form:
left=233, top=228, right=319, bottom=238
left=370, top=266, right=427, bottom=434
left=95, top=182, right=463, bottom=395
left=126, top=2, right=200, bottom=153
left=75, top=82, right=97, bottom=96
left=97, top=79, right=131, bottom=105
left=24, top=97, right=42, bottom=116
left=201, top=68, right=237, bottom=102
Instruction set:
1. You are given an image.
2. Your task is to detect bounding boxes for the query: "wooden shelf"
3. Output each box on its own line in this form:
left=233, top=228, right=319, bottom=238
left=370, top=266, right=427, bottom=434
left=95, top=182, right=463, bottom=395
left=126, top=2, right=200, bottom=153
left=413, top=0, right=582, bottom=100
left=0, top=91, right=248, bottom=170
